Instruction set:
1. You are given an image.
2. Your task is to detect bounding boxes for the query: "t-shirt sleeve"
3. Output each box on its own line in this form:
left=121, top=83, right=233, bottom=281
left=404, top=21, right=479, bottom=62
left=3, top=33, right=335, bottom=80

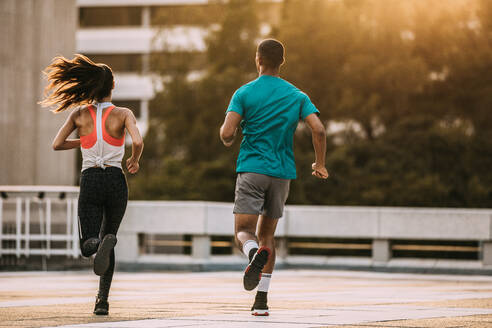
left=300, top=92, right=320, bottom=120
left=226, top=89, right=244, bottom=116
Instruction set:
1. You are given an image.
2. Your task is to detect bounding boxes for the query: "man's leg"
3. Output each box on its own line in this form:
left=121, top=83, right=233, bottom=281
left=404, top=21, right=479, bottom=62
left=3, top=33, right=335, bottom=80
left=251, top=176, right=288, bottom=316
left=250, top=215, right=278, bottom=316
left=239, top=213, right=272, bottom=292
left=234, top=213, right=259, bottom=260
left=257, top=215, right=279, bottom=274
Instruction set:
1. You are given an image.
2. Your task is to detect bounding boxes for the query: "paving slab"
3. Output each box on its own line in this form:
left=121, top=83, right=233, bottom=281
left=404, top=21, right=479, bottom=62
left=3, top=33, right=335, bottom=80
left=1, top=270, right=492, bottom=327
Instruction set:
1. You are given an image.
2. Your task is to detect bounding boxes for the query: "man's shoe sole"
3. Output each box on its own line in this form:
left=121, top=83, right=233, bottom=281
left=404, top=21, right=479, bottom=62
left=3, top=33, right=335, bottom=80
left=251, top=309, right=269, bottom=316
left=243, top=246, right=270, bottom=291
left=94, top=234, right=117, bottom=276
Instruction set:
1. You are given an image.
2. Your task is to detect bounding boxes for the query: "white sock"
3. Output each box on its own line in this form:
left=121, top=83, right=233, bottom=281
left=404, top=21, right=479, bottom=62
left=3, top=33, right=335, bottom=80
left=258, top=273, right=271, bottom=292
left=242, top=240, right=259, bottom=257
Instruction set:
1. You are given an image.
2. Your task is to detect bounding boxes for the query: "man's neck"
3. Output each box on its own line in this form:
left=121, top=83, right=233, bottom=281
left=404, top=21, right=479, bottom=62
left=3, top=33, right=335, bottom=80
left=259, top=67, right=280, bottom=77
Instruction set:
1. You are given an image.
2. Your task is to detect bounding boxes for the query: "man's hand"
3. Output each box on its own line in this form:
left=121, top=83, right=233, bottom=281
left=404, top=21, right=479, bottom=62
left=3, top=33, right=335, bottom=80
left=126, top=157, right=140, bottom=174
left=223, top=137, right=235, bottom=147
left=312, top=163, right=328, bottom=179
left=305, top=113, right=327, bottom=179
left=220, top=111, right=242, bottom=147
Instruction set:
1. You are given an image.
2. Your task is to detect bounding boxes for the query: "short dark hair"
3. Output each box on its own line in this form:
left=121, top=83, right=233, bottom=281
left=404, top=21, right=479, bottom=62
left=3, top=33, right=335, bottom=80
left=257, top=39, right=284, bottom=68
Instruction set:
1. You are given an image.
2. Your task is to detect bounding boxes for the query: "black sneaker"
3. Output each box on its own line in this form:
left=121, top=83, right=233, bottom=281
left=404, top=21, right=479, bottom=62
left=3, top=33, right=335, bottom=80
left=81, top=238, right=100, bottom=257
left=251, top=291, right=269, bottom=316
left=94, top=234, right=117, bottom=276
left=243, top=246, right=270, bottom=291
left=248, top=248, right=258, bottom=262
left=93, top=297, right=109, bottom=315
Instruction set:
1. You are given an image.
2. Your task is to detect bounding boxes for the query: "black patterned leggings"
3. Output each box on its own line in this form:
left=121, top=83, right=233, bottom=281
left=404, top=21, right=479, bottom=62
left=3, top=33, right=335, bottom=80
left=78, top=167, right=128, bottom=300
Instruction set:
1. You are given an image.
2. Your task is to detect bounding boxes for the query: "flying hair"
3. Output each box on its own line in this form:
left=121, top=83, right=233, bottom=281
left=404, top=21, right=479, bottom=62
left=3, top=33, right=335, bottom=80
left=40, top=54, right=113, bottom=113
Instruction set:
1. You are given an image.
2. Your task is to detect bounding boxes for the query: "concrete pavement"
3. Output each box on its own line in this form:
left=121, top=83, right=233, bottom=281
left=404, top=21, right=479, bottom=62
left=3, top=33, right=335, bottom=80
left=1, top=270, right=492, bottom=327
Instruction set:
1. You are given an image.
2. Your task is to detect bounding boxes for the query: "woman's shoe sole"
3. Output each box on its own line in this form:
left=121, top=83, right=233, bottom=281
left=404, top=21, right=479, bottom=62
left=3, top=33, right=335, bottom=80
left=94, top=234, right=117, bottom=276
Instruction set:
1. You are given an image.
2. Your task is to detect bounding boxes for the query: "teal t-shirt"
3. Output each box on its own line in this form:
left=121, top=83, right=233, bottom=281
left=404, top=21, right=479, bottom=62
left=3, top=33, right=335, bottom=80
left=226, top=75, right=319, bottom=179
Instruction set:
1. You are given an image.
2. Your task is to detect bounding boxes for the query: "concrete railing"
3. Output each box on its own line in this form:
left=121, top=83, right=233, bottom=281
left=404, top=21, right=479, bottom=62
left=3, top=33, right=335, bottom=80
left=1, top=187, right=491, bottom=273
left=116, top=201, right=492, bottom=272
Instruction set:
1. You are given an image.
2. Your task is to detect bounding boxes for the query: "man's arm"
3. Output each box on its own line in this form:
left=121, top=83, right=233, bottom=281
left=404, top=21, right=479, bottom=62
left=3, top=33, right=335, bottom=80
left=52, top=109, right=80, bottom=150
left=220, top=111, right=242, bottom=147
left=304, top=113, right=328, bottom=179
left=124, top=109, right=144, bottom=174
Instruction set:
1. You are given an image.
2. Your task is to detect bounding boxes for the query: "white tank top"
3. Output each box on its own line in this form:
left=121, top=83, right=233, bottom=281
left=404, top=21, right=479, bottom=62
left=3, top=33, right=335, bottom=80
left=80, top=102, right=125, bottom=172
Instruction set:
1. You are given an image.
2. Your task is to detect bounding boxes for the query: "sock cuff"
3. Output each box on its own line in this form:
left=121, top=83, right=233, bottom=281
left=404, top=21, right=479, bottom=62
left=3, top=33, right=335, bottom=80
left=242, top=240, right=259, bottom=257
left=258, top=273, right=272, bottom=292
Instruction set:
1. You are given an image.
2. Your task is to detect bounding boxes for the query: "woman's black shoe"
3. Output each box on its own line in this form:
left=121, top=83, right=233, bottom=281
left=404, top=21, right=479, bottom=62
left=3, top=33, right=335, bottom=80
left=94, top=234, right=117, bottom=276
left=93, top=297, right=109, bottom=315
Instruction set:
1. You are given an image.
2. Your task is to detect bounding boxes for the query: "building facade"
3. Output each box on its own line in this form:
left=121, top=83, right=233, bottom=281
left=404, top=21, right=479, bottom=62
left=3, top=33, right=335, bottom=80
left=76, top=0, right=283, bottom=138
left=0, top=0, right=282, bottom=186
left=0, top=0, right=77, bottom=185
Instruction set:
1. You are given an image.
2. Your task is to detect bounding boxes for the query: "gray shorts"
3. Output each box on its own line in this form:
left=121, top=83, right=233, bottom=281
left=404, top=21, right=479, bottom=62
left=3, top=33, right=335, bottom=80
left=234, top=172, right=291, bottom=219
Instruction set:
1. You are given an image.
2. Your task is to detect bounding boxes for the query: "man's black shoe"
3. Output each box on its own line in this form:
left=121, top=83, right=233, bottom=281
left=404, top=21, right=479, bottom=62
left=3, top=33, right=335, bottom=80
left=243, top=246, right=270, bottom=291
left=251, top=291, right=269, bottom=316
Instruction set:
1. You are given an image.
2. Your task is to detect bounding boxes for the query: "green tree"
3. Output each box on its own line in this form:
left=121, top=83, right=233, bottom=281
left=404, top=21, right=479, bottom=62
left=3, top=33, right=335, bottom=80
left=130, top=0, right=492, bottom=208
left=128, top=0, right=259, bottom=201
left=279, top=0, right=492, bottom=207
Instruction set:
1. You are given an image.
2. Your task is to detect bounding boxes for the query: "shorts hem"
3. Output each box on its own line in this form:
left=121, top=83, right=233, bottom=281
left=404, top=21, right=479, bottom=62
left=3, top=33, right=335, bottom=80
left=233, top=210, right=262, bottom=215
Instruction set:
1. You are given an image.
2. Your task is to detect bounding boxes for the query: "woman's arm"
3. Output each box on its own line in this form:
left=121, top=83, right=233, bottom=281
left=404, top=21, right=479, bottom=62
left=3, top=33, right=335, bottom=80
left=124, top=109, right=144, bottom=174
left=52, top=110, right=80, bottom=151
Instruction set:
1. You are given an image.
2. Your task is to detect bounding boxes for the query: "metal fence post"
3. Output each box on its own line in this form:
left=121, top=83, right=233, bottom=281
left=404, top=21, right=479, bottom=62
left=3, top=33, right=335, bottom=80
left=46, top=198, right=51, bottom=258
left=72, top=199, right=79, bottom=258
left=25, top=198, right=30, bottom=257
left=15, top=197, right=22, bottom=258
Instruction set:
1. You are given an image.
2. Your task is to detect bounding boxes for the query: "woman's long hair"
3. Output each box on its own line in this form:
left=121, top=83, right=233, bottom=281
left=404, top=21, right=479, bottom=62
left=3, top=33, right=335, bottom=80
left=40, top=54, right=114, bottom=113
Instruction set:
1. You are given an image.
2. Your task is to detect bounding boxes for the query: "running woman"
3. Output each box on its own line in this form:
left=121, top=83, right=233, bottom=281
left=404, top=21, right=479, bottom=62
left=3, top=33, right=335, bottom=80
left=41, top=54, right=144, bottom=315
left=220, top=39, right=328, bottom=316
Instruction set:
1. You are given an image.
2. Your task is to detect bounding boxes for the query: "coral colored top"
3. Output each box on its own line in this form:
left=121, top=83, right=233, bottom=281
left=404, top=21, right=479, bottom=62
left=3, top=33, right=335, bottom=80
left=80, top=102, right=125, bottom=171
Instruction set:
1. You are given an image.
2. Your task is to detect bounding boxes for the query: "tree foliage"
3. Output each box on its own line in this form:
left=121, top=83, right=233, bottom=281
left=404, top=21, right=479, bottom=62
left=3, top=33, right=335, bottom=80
left=129, top=0, right=492, bottom=208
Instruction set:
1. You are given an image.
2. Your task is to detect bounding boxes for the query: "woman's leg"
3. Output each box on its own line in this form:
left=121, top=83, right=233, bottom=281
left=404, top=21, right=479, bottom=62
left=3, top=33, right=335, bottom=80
left=96, top=169, right=128, bottom=303
left=97, top=250, right=114, bottom=300
left=78, top=169, right=104, bottom=257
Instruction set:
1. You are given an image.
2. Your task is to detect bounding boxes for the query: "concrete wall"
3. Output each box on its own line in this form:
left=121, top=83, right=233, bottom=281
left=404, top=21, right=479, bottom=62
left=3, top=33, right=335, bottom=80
left=114, top=201, right=492, bottom=272
left=0, top=0, right=77, bottom=185
left=2, top=194, right=492, bottom=272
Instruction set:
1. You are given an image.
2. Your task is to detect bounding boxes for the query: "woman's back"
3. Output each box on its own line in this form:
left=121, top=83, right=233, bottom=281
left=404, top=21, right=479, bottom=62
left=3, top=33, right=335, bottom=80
left=76, top=104, right=127, bottom=140
left=77, top=102, right=129, bottom=171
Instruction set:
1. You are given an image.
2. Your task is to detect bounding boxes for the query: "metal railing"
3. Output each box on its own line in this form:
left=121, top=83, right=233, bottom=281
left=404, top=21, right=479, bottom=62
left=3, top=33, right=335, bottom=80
left=0, top=186, right=80, bottom=259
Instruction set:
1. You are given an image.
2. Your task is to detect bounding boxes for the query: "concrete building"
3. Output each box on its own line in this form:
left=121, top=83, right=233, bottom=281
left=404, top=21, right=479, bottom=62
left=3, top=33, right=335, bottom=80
left=0, top=0, right=78, bottom=186
left=76, top=0, right=283, bottom=138
left=0, top=0, right=282, bottom=186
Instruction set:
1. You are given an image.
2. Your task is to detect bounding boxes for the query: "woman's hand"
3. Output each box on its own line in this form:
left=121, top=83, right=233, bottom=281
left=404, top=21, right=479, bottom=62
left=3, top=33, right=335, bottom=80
left=126, top=157, right=140, bottom=174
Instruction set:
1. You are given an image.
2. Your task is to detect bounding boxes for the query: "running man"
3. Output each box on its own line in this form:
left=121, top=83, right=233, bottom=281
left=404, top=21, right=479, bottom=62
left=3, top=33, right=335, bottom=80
left=220, top=39, right=328, bottom=316
left=41, top=54, right=144, bottom=315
